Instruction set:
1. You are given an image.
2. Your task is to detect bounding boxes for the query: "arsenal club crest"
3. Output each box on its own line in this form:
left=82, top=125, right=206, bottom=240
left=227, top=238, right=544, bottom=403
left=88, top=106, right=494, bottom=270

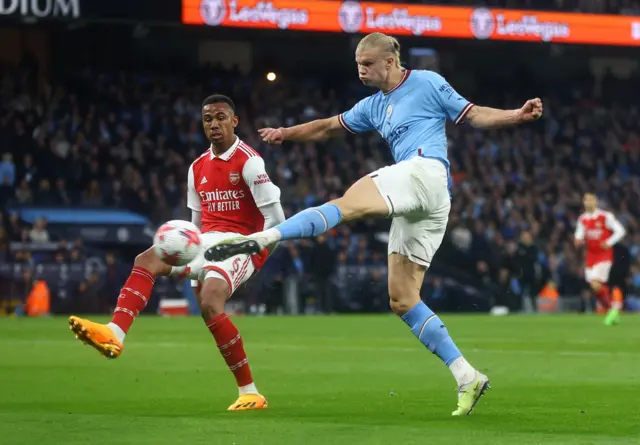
left=229, top=171, right=240, bottom=185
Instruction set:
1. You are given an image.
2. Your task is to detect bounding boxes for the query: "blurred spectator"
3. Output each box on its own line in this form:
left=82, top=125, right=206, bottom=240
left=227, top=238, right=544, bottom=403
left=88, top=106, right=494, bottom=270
left=0, top=153, right=15, bottom=186
left=29, top=217, right=50, bottom=243
left=308, top=234, right=337, bottom=314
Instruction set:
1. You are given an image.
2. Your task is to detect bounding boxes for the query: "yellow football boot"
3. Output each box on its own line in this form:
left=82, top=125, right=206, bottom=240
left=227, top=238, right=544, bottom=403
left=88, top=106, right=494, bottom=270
left=227, top=394, right=268, bottom=411
left=68, top=316, right=124, bottom=359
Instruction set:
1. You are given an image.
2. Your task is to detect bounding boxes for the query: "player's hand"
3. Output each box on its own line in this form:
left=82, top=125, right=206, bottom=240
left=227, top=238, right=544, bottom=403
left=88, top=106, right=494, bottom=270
left=258, top=127, right=285, bottom=145
left=574, top=239, right=584, bottom=248
left=518, top=98, right=543, bottom=122
left=601, top=242, right=611, bottom=250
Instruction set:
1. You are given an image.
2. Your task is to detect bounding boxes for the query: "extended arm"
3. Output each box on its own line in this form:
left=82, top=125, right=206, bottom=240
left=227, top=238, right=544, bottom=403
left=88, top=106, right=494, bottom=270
left=260, top=96, right=374, bottom=144
left=283, top=116, right=344, bottom=142
left=466, top=99, right=543, bottom=129
left=260, top=116, right=344, bottom=143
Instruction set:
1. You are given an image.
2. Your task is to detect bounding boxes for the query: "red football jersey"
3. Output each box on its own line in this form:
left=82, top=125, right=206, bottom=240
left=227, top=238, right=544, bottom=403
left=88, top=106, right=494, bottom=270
left=187, top=136, right=281, bottom=237
left=574, top=210, right=624, bottom=267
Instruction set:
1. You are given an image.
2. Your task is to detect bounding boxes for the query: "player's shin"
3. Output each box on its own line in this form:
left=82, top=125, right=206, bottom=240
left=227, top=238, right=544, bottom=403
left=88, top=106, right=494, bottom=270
left=108, top=266, right=156, bottom=343
left=400, top=301, right=477, bottom=386
left=255, top=203, right=343, bottom=245
left=205, top=312, right=258, bottom=395
left=200, top=277, right=258, bottom=396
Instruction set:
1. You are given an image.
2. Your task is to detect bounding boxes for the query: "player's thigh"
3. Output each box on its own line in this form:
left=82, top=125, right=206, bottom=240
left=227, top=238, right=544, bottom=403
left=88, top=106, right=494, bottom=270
left=200, top=252, right=256, bottom=298
left=135, top=247, right=172, bottom=275
left=331, top=175, right=389, bottom=222
left=379, top=157, right=450, bottom=216
left=585, top=262, right=612, bottom=285
left=388, top=198, right=450, bottom=269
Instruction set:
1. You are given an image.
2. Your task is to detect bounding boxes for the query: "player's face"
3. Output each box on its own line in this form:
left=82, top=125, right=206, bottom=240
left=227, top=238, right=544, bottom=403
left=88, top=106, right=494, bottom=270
left=202, top=103, right=238, bottom=144
left=583, top=194, right=597, bottom=212
left=355, top=48, right=393, bottom=88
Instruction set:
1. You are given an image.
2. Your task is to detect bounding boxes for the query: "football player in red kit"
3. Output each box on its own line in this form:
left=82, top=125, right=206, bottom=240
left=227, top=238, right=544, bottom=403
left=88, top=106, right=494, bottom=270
left=69, top=94, right=285, bottom=410
left=574, top=193, right=626, bottom=325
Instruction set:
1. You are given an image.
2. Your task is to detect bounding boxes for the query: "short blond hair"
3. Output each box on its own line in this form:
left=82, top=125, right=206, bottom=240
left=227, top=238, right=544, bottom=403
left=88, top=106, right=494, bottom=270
left=356, top=32, right=401, bottom=67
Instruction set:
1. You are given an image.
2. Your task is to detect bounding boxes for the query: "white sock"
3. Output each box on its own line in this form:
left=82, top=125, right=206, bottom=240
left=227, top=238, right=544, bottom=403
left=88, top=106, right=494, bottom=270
left=238, top=382, right=259, bottom=396
left=250, top=228, right=282, bottom=248
left=448, top=357, right=476, bottom=387
left=169, top=265, right=187, bottom=276
left=107, top=322, right=126, bottom=343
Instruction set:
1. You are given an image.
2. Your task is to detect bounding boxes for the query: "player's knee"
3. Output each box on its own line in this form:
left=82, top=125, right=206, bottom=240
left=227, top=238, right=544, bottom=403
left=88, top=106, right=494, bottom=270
left=590, top=280, right=602, bottom=292
left=134, top=248, right=168, bottom=276
left=199, top=278, right=230, bottom=319
left=388, top=280, right=420, bottom=316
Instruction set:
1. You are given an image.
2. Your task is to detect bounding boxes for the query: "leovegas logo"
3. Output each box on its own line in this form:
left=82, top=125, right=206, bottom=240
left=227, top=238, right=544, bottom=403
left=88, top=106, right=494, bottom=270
left=470, top=8, right=570, bottom=42
left=338, top=1, right=442, bottom=35
left=199, top=0, right=308, bottom=29
left=182, top=0, right=640, bottom=46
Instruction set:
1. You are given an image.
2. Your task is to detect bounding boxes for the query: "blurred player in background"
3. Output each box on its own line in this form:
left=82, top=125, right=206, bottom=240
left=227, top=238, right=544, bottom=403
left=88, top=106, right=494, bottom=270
left=574, top=193, right=626, bottom=325
left=69, top=94, right=284, bottom=411
left=206, top=32, right=543, bottom=416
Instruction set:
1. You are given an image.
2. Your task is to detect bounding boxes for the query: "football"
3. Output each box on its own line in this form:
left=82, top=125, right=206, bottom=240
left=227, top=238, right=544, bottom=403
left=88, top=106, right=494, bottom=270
left=153, top=220, right=202, bottom=266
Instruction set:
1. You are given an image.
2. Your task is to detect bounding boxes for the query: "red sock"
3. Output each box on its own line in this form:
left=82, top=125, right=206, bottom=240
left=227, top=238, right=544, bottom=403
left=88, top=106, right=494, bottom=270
left=595, top=285, right=611, bottom=309
left=111, top=266, right=156, bottom=333
left=206, top=313, right=254, bottom=387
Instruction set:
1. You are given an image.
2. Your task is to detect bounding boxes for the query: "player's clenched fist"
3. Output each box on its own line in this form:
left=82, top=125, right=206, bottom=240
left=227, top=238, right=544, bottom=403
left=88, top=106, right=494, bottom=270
left=259, top=127, right=285, bottom=145
left=518, top=98, right=543, bottom=122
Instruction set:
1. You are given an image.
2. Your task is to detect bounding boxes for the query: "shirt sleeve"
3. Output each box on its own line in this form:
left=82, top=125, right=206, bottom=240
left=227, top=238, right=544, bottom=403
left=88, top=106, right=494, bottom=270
left=191, top=210, right=202, bottom=229
left=187, top=162, right=201, bottom=212
left=425, top=71, right=474, bottom=125
left=242, top=156, right=281, bottom=208
left=604, top=212, right=626, bottom=246
left=259, top=202, right=286, bottom=230
left=339, top=96, right=375, bottom=134
left=574, top=217, right=585, bottom=241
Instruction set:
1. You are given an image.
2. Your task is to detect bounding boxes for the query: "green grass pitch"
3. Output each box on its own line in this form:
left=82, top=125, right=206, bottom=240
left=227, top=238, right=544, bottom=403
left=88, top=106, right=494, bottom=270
left=1, top=314, right=639, bottom=445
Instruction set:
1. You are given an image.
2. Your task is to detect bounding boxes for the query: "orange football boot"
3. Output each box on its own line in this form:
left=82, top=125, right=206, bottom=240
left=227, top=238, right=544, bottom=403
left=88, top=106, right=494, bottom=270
left=68, top=316, right=124, bottom=359
left=227, top=394, right=268, bottom=411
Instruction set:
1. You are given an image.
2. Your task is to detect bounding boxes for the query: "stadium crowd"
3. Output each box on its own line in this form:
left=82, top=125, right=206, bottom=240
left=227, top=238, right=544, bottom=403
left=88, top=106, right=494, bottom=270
left=1, top=57, right=639, bottom=314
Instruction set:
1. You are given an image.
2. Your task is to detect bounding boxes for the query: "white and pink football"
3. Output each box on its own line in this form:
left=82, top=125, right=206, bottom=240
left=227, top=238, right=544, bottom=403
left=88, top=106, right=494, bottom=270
left=153, top=220, right=202, bottom=267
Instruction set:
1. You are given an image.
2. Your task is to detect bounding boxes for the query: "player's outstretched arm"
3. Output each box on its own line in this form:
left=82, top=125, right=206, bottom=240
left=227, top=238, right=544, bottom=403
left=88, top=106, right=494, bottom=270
left=259, top=116, right=344, bottom=144
left=466, top=98, right=543, bottom=129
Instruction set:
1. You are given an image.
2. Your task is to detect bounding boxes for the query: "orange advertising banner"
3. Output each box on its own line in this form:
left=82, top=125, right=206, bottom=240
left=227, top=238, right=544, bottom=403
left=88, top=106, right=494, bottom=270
left=183, top=0, right=640, bottom=46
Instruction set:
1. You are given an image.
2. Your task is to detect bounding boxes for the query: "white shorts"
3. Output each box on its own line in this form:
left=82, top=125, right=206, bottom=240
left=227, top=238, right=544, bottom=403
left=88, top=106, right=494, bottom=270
left=585, top=262, right=612, bottom=284
left=186, top=232, right=255, bottom=295
left=369, top=157, right=451, bottom=267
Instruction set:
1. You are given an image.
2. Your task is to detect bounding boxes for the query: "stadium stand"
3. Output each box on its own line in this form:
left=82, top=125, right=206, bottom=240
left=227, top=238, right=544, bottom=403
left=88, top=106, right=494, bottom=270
left=0, top=11, right=639, bottom=315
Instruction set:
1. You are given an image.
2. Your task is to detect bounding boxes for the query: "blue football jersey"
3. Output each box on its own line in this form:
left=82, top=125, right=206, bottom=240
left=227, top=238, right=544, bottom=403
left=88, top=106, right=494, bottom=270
left=338, top=70, right=474, bottom=166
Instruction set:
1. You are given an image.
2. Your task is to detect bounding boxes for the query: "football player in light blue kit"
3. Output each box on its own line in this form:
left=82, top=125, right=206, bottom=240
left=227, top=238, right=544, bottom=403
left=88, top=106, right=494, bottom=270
left=206, top=32, right=543, bottom=415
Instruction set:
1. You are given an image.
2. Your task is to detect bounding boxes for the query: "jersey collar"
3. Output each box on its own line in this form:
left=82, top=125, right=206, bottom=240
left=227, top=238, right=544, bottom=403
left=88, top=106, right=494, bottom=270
left=384, top=69, right=411, bottom=96
left=209, top=136, right=240, bottom=161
